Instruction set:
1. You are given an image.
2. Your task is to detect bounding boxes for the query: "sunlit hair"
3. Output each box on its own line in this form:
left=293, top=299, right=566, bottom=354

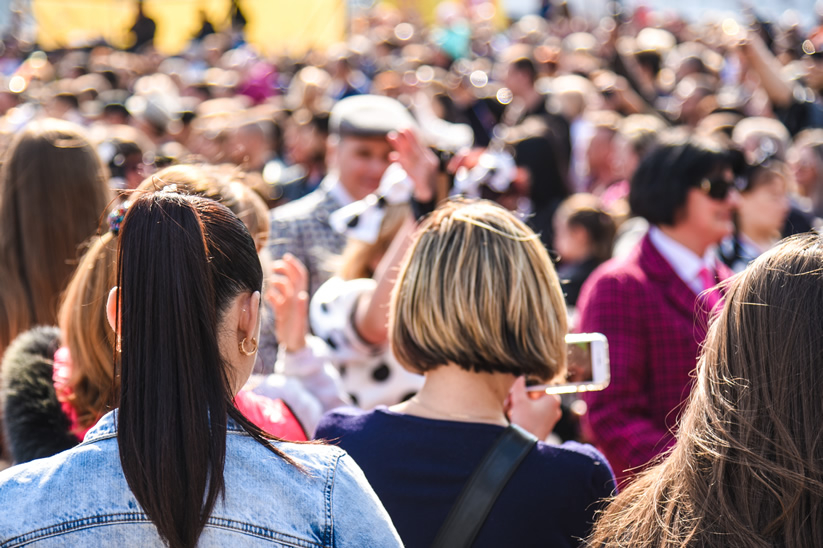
left=58, top=232, right=118, bottom=430
left=0, top=118, right=110, bottom=355
left=589, top=233, right=823, bottom=547
left=391, top=199, right=567, bottom=378
left=136, top=163, right=269, bottom=249
left=336, top=203, right=411, bottom=280
left=115, top=192, right=292, bottom=548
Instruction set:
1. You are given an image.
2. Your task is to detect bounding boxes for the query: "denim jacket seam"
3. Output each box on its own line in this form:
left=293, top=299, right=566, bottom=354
left=324, top=450, right=344, bottom=548
left=2, top=513, right=325, bottom=548
left=203, top=517, right=324, bottom=547
left=2, top=512, right=150, bottom=547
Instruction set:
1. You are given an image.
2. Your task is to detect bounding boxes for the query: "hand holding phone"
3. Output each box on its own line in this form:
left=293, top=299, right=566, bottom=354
left=526, top=333, right=610, bottom=395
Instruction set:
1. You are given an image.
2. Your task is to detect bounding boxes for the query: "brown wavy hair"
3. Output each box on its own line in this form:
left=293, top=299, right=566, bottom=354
left=589, top=233, right=823, bottom=547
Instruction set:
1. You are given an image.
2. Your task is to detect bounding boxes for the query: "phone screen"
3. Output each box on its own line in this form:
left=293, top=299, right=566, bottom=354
left=526, top=333, right=610, bottom=394
left=566, top=339, right=595, bottom=384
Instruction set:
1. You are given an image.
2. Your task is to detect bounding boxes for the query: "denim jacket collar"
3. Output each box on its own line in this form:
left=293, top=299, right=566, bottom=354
left=82, top=409, right=247, bottom=445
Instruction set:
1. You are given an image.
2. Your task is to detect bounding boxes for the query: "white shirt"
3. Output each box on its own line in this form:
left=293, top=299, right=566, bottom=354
left=322, top=172, right=355, bottom=208
left=648, top=226, right=716, bottom=295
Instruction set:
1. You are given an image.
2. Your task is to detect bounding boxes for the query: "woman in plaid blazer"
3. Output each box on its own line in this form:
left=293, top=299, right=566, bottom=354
left=577, top=135, right=738, bottom=484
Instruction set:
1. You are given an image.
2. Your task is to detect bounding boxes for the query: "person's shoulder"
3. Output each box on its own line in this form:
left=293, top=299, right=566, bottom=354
left=535, top=440, right=616, bottom=489
left=270, top=187, right=329, bottom=223
left=314, top=406, right=379, bottom=440
left=580, top=251, right=648, bottom=302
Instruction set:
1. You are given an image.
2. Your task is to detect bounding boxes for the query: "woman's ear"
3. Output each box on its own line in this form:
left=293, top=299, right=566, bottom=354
left=106, top=287, right=120, bottom=334
left=239, top=290, right=261, bottom=339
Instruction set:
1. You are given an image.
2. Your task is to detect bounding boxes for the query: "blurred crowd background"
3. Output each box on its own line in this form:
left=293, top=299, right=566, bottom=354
left=3, top=0, right=823, bottom=474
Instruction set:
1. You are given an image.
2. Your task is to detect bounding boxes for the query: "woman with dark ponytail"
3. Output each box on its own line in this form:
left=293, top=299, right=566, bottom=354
left=0, top=192, right=401, bottom=547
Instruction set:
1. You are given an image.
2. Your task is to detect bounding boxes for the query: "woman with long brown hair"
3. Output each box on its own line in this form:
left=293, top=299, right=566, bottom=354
left=0, top=119, right=111, bottom=358
left=589, top=232, right=823, bottom=547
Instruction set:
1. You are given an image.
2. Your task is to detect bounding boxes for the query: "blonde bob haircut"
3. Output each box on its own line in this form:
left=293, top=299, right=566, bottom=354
left=390, top=199, right=568, bottom=378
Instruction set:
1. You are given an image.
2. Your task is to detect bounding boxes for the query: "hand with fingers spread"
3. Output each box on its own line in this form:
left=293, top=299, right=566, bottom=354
left=387, top=127, right=439, bottom=202
left=505, top=376, right=562, bottom=441
left=266, top=253, right=310, bottom=353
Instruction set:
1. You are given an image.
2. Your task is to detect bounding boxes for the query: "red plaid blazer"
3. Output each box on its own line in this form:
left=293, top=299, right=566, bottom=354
left=577, top=233, right=731, bottom=484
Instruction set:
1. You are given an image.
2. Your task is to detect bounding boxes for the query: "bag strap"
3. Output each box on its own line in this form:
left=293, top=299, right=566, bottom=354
left=431, top=424, right=538, bottom=548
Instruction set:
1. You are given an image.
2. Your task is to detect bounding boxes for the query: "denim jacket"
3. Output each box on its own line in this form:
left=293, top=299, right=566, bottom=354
left=0, top=410, right=402, bottom=547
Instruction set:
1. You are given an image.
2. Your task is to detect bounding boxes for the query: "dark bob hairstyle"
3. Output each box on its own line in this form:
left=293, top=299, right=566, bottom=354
left=629, top=134, right=734, bottom=226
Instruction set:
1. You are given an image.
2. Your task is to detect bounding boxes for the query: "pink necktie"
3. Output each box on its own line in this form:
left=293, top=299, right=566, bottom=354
left=698, top=266, right=721, bottom=313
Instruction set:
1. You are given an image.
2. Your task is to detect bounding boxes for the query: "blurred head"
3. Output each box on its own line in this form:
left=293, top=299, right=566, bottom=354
left=590, top=233, right=823, bottom=546
left=391, top=199, right=567, bottom=381
left=284, top=108, right=328, bottom=168
left=736, top=161, right=791, bottom=240
left=788, top=128, right=823, bottom=198
left=553, top=193, right=616, bottom=264
left=328, top=94, right=416, bottom=200
left=630, top=134, right=737, bottom=250
left=0, top=119, right=110, bottom=353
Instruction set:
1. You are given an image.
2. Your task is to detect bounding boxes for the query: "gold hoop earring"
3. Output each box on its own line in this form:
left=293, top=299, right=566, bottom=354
left=239, top=337, right=258, bottom=356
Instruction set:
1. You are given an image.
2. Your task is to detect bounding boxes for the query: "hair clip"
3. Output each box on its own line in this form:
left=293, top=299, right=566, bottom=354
left=107, top=201, right=131, bottom=236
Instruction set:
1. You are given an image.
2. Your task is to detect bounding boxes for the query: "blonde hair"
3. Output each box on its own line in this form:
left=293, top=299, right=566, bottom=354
left=0, top=119, right=110, bottom=355
left=390, top=199, right=567, bottom=378
left=337, top=203, right=410, bottom=280
left=58, top=232, right=118, bottom=429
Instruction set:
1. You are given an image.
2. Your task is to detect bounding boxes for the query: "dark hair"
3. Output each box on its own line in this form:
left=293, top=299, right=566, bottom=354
left=557, top=194, right=616, bottom=263
left=510, top=56, right=538, bottom=83
left=115, top=192, right=289, bottom=547
left=589, top=233, right=823, bottom=547
left=629, top=135, right=731, bottom=226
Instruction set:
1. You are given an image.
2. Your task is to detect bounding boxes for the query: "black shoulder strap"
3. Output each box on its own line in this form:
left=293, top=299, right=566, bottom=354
left=431, top=424, right=538, bottom=548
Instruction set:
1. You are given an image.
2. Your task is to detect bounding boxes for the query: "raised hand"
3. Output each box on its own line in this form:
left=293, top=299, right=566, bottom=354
left=266, top=253, right=309, bottom=353
left=387, top=127, right=439, bottom=202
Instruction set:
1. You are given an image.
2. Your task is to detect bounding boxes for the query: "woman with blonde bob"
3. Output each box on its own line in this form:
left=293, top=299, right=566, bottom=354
left=316, top=199, right=615, bottom=548
left=588, top=232, right=823, bottom=548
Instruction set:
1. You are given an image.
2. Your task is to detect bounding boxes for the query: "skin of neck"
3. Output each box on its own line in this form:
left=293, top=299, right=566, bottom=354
left=392, top=363, right=515, bottom=425
left=658, top=223, right=712, bottom=257
left=737, top=217, right=778, bottom=250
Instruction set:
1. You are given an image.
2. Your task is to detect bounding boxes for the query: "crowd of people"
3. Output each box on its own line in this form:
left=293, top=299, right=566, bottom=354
left=1, top=0, right=823, bottom=546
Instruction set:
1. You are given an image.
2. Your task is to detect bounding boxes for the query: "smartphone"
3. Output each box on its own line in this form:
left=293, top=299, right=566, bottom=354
left=526, top=333, right=610, bottom=395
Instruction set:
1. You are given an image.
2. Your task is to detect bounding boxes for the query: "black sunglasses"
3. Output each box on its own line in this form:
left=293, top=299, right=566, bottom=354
left=698, top=176, right=737, bottom=200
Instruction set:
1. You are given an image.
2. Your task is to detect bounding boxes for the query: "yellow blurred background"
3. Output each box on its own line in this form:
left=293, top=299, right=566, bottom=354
left=32, top=0, right=347, bottom=55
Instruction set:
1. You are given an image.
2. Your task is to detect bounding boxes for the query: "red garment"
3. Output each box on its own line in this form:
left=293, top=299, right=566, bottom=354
left=53, top=346, right=306, bottom=443
left=577, top=234, right=731, bottom=485
left=233, top=389, right=307, bottom=441
left=53, top=347, right=94, bottom=441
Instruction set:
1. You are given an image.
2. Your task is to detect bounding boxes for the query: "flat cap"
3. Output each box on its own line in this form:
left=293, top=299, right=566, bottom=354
left=329, top=94, right=417, bottom=137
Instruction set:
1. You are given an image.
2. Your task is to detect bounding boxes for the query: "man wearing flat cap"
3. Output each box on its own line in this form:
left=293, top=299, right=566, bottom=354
left=258, top=95, right=437, bottom=372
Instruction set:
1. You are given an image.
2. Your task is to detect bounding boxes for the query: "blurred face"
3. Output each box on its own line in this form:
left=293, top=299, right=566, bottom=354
left=285, top=122, right=323, bottom=166
left=553, top=219, right=590, bottom=264
left=790, top=146, right=820, bottom=197
left=674, top=169, right=738, bottom=247
left=333, top=135, right=393, bottom=200
left=738, top=175, right=790, bottom=237
left=586, top=128, right=616, bottom=180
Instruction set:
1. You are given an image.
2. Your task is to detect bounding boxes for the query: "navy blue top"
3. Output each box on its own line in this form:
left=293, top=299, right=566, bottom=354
left=315, top=407, right=616, bottom=548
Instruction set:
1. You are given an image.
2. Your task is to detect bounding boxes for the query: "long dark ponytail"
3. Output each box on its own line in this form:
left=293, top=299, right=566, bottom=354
left=115, top=192, right=289, bottom=547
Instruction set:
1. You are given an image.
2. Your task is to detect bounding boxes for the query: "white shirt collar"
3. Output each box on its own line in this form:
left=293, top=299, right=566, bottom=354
left=322, top=172, right=356, bottom=208
left=648, top=226, right=716, bottom=295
